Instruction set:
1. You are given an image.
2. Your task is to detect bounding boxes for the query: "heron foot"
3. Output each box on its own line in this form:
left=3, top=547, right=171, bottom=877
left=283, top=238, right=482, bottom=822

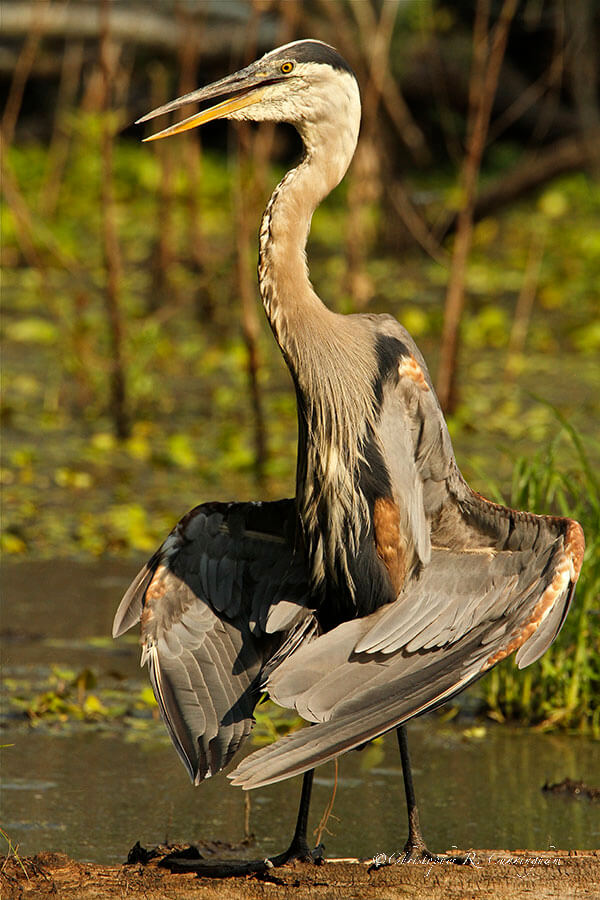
left=395, top=807, right=473, bottom=866
left=402, top=844, right=441, bottom=863
left=268, top=838, right=324, bottom=868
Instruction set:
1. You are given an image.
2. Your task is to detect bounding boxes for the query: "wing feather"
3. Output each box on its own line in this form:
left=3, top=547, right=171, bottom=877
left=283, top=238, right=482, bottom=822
left=112, top=500, right=316, bottom=784
left=229, top=515, right=581, bottom=790
left=112, top=562, right=155, bottom=638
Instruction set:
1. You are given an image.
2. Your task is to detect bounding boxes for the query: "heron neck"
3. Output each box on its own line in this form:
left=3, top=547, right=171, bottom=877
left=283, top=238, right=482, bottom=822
left=257, top=117, right=358, bottom=367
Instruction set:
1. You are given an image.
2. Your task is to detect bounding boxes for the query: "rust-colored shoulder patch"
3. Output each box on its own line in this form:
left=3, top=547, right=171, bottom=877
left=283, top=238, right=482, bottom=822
left=398, top=355, right=430, bottom=391
left=373, top=497, right=406, bottom=595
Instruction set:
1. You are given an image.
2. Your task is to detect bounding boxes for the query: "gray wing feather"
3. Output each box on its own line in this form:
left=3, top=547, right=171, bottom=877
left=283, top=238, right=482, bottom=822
left=146, top=587, right=256, bottom=780
left=112, top=563, right=154, bottom=638
left=112, top=500, right=315, bottom=784
left=230, top=637, right=480, bottom=789
left=230, top=521, right=578, bottom=789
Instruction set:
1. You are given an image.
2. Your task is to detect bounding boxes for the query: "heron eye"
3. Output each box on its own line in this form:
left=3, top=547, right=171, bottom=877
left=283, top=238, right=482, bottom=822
left=280, top=62, right=294, bottom=74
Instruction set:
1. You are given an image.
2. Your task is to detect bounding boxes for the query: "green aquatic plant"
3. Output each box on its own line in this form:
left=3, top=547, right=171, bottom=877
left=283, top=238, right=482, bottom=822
left=252, top=698, right=304, bottom=746
left=6, top=664, right=158, bottom=725
left=0, top=825, right=28, bottom=879
left=480, top=415, right=600, bottom=736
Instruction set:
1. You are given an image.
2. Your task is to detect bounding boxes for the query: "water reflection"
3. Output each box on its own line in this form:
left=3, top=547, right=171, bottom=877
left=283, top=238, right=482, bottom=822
left=2, top=721, right=598, bottom=864
left=2, top=561, right=599, bottom=863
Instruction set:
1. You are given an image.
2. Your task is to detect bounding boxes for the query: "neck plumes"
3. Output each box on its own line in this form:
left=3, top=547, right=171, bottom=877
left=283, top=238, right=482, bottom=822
left=258, top=88, right=379, bottom=603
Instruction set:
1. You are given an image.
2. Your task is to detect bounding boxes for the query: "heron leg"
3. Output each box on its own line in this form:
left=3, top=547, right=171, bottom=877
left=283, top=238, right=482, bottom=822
left=396, top=725, right=435, bottom=860
left=268, top=769, right=323, bottom=866
left=395, top=725, right=472, bottom=866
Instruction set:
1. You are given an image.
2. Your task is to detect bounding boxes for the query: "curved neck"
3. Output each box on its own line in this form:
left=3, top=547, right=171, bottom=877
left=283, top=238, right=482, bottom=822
left=258, top=114, right=359, bottom=367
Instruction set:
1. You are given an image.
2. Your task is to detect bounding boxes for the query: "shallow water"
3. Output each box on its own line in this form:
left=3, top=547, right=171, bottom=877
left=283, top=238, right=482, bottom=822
left=2, top=561, right=599, bottom=864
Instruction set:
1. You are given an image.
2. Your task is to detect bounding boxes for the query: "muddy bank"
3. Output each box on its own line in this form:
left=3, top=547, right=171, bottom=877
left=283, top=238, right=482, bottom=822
left=2, top=848, right=599, bottom=900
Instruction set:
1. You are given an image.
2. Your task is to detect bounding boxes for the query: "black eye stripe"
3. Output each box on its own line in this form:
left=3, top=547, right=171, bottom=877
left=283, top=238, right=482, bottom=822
left=271, top=42, right=355, bottom=77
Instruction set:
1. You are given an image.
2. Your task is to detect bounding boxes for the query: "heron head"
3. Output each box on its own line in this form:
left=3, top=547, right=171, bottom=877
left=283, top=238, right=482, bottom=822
left=138, top=40, right=360, bottom=144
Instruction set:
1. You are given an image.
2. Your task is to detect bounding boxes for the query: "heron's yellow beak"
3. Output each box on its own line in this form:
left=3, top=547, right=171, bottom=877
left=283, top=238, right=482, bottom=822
left=141, top=85, right=269, bottom=142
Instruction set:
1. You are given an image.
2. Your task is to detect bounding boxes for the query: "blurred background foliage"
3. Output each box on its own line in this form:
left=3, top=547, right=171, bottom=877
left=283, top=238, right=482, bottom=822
left=1, top=0, right=598, bottom=732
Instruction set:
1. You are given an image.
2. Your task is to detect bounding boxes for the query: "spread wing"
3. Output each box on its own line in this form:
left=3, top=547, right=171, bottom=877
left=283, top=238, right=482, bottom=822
left=230, top=489, right=584, bottom=790
left=112, top=499, right=316, bottom=783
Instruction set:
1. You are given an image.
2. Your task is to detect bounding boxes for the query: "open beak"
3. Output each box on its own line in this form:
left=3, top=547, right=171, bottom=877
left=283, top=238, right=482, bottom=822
left=136, top=65, right=274, bottom=142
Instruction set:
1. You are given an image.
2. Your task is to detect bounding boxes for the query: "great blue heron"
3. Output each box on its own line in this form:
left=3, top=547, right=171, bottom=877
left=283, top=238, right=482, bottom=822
left=113, top=40, right=584, bottom=869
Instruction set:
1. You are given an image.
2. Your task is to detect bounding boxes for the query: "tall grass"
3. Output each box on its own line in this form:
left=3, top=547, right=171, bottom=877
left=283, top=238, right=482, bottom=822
left=481, top=412, right=600, bottom=737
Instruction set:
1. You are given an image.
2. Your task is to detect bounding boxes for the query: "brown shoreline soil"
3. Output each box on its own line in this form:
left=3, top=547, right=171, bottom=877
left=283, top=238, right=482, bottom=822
left=2, top=848, right=599, bottom=900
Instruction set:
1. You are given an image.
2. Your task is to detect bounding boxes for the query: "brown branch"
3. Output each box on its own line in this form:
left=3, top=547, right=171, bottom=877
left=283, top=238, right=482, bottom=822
left=174, top=6, right=214, bottom=321
left=314, top=0, right=429, bottom=163
left=487, top=45, right=566, bottom=144
left=231, top=2, right=271, bottom=486
left=436, top=0, right=518, bottom=414
left=98, top=0, right=129, bottom=440
left=0, top=132, right=85, bottom=278
left=389, top=182, right=449, bottom=266
left=437, top=128, right=600, bottom=238
left=0, top=135, right=46, bottom=273
left=343, top=1, right=399, bottom=307
left=39, top=41, right=85, bottom=219
left=567, top=0, right=600, bottom=172
left=234, top=135, right=268, bottom=489
left=1, top=0, right=50, bottom=146
left=147, top=63, right=176, bottom=312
